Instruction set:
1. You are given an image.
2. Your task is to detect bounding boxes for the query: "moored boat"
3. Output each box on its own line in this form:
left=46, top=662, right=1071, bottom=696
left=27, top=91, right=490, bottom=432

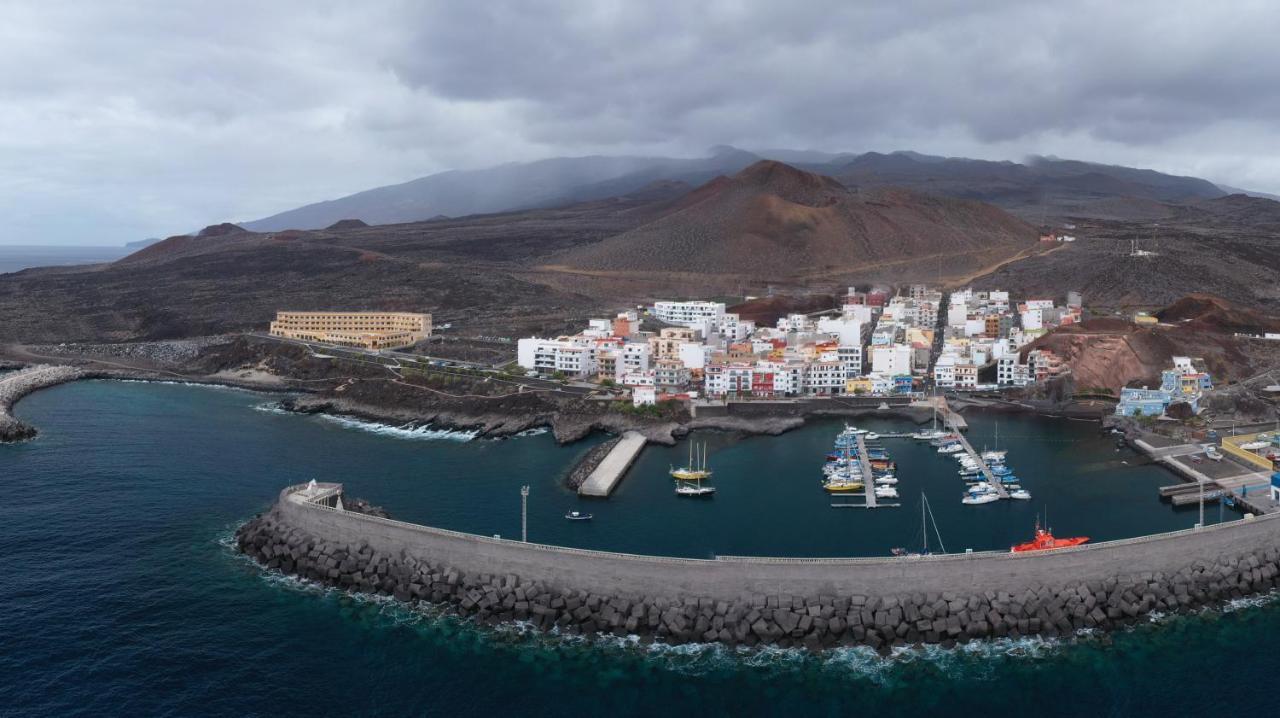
left=564, top=510, right=593, bottom=521
left=670, top=441, right=712, bottom=481
left=1010, top=521, right=1088, bottom=552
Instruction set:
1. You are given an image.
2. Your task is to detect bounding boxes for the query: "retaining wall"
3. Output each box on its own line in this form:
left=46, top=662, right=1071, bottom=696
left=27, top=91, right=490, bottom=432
left=237, top=483, right=1280, bottom=650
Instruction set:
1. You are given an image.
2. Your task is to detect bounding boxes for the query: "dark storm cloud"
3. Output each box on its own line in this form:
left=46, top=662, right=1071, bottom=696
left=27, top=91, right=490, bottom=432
left=3, top=0, right=1280, bottom=245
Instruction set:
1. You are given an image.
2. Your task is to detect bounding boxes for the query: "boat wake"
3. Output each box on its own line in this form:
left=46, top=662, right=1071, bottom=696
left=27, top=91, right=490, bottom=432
left=316, top=414, right=479, bottom=442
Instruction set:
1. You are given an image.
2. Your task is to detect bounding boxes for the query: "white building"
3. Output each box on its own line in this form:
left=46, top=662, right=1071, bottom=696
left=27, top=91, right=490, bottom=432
left=816, top=316, right=865, bottom=347
left=516, top=337, right=597, bottom=379
left=934, top=353, right=958, bottom=388
left=632, top=385, right=657, bottom=407
left=803, top=361, right=846, bottom=395
left=619, top=343, right=651, bottom=376
left=870, top=344, right=913, bottom=376
left=997, top=355, right=1031, bottom=387
left=653, top=301, right=725, bottom=328
left=678, top=342, right=710, bottom=371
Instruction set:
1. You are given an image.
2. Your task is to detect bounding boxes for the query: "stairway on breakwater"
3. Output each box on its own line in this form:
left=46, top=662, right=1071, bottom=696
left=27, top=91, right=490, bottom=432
left=578, top=431, right=647, bottom=497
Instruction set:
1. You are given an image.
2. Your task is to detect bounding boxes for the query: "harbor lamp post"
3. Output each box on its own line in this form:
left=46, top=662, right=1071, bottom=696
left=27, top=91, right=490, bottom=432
left=521, top=485, right=530, bottom=542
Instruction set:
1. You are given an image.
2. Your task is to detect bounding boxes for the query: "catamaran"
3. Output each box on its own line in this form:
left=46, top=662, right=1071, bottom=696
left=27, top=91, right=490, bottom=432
left=670, top=441, right=712, bottom=481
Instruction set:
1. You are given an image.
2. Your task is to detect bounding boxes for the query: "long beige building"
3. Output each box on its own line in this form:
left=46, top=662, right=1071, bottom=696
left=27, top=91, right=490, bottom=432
left=269, top=311, right=431, bottom=350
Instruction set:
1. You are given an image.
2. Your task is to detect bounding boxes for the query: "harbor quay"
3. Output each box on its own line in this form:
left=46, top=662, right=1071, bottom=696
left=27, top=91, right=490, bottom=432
left=238, top=482, right=1280, bottom=651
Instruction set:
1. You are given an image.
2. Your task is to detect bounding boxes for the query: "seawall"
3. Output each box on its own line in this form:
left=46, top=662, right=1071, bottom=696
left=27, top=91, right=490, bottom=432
left=238, top=482, right=1280, bottom=650
left=0, top=365, right=85, bottom=441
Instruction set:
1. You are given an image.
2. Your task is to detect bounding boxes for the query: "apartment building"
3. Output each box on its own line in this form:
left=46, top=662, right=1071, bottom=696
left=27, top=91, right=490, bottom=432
left=269, top=311, right=432, bottom=350
left=653, top=301, right=725, bottom=328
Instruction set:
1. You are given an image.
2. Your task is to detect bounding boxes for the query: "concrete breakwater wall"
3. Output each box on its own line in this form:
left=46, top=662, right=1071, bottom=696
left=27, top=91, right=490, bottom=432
left=238, top=483, right=1280, bottom=650
left=0, top=365, right=85, bottom=441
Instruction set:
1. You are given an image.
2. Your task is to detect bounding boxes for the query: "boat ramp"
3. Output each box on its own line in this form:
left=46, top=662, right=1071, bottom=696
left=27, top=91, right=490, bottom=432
left=578, top=431, right=647, bottom=497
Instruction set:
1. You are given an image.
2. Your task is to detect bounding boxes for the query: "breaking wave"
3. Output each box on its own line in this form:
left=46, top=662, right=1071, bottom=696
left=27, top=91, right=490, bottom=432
left=316, top=413, right=479, bottom=442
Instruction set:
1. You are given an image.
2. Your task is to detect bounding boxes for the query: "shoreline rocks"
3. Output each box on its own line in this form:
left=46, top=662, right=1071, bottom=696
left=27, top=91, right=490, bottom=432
left=236, top=492, right=1280, bottom=653
left=0, top=365, right=86, bottom=442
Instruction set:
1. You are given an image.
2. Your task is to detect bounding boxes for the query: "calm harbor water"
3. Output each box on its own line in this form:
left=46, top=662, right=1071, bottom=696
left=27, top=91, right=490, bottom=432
left=3, top=380, right=1277, bottom=716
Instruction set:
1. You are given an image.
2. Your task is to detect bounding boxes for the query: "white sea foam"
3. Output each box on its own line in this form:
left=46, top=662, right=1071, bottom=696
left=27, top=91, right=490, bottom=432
left=115, top=378, right=262, bottom=393
left=316, top=413, right=479, bottom=442
left=252, top=402, right=291, bottom=415
left=511, top=427, right=550, bottom=438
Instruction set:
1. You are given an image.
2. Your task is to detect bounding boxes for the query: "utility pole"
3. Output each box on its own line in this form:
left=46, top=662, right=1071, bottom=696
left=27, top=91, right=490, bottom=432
left=1197, top=477, right=1204, bottom=530
left=520, top=485, right=530, bottom=542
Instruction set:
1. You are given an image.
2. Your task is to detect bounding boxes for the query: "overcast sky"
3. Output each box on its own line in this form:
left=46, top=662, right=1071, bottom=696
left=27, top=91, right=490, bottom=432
left=4, top=1, right=1280, bottom=246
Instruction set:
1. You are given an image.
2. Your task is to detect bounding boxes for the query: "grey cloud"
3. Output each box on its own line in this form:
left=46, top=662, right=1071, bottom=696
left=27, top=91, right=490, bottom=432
left=2, top=0, right=1280, bottom=245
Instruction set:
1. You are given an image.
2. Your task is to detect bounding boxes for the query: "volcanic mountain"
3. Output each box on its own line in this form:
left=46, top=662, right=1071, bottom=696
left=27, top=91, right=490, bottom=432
left=551, top=161, right=1038, bottom=278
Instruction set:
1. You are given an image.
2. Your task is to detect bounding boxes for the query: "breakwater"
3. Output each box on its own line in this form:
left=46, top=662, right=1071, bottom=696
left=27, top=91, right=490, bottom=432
left=0, top=365, right=85, bottom=441
left=238, top=482, right=1280, bottom=650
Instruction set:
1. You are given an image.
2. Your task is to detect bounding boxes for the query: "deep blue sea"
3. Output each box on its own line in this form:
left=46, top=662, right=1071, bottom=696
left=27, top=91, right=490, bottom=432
left=3, top=380, right=1278, bottom=716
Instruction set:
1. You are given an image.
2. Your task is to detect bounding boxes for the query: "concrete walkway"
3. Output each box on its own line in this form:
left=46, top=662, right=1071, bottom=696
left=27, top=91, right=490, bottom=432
left=578, top=431, right=647, bottom=497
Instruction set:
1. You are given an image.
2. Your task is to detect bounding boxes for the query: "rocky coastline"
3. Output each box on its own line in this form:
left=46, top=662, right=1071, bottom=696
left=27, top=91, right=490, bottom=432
left=237, top=486, right=1280, bottom=653
left=0, top=365, right=89, bottom=441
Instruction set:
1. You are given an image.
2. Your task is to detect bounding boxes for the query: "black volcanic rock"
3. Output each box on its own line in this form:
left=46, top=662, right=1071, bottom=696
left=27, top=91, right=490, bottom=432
left=197, top=223, right=247, bottom=238
left=325, top=219, right=368, bottom=230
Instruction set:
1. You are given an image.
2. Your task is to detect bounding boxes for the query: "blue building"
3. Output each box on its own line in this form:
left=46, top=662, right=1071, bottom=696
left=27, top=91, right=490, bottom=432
left=1115, top=388, right=1174, bottom=417
left=891, top=375, right=914, bottom=395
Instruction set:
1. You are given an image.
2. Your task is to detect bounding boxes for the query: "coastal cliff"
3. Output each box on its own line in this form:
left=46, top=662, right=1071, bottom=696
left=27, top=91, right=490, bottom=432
left=239, top=483, right=1280, bottom=652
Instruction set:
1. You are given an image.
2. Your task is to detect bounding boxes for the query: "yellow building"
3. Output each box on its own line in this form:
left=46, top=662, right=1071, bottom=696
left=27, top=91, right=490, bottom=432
left=269, top=311, right=431, bottom=350
left=846, top=377, right=874, bottom=394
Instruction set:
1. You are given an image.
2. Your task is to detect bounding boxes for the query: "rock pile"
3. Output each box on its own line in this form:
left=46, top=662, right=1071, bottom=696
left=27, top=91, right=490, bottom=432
left=237, top=505, right=1280, bottom=651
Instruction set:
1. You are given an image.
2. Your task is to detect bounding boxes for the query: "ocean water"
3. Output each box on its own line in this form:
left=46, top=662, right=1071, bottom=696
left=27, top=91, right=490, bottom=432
left=0, top=245, right=131, bottom=274
left=3, top=380, right=1277, bottom=717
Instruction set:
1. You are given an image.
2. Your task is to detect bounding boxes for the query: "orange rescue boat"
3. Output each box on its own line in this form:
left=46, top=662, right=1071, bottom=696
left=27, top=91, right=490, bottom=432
left=1011, top=521, right=1089, bottom=553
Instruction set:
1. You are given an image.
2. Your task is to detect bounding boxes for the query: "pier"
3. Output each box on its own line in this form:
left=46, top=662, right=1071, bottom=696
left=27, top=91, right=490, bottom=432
left=855, top=434, right=877, bottom=508
left=578, top=431, right=646, bottom=497
left=952, top=431, right=1008, bottom=499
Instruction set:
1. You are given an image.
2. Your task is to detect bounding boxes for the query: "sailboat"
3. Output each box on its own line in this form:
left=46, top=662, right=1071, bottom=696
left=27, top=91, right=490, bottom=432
left=670, top=441, right=712, bottom=481
left=912, top=395, right=950, bottom=441
left=675, top=478, right=716, bottom=496
left=891, top=493, right=947, bottom=556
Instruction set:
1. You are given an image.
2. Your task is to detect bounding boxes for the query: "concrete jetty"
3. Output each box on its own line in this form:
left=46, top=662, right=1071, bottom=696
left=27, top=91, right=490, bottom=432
left=578, top=431, right=646, bottom=497
left=239, top=481, right=1280, bottom=651
left=0, top=365, right=84, bottom=441
left=953, top=431, right=1008, bottom=499
left=856, top=434, right=877, bottom=508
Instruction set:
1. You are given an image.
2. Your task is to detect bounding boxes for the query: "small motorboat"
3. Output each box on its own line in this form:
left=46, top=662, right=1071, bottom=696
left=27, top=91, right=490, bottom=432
left=1009, top=489, right=1032, bottom=500
left=874, top=486, right=899, bottom=499
left=938, top=443, right=964, bottom=454
left=874, top=476, right=898, bottom=485
left=962, top=492, right=1000, bottom=505
left=564, top=511, right=593, bottom=521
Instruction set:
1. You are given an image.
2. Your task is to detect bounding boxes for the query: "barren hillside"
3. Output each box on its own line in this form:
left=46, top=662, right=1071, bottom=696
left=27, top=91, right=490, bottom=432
left=552, top=161, right=1036, bottom=278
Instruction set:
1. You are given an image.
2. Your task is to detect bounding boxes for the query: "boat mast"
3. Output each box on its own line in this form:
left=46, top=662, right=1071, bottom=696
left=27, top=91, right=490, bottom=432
left=923, top=493, right=947, bottom=554
left=921, top=494, right=928, bottom=554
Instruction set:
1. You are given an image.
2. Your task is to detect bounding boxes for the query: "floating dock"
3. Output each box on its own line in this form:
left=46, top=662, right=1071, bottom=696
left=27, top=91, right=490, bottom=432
left=578, top=431, right=647, bottom=497
left=953, top=431, right=1008, bottom=499
left=856, top=434, right=878, bottom=509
